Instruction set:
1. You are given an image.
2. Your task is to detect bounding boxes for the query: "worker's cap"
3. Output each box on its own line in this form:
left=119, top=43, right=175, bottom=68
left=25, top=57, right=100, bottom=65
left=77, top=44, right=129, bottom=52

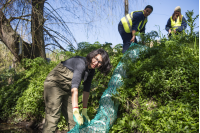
left=174, top=6, right=181, bottom=13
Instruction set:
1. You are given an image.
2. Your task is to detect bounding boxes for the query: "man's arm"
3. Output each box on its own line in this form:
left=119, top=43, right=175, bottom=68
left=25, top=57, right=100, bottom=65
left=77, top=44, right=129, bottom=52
left=130, top=30, right=136, bottom=42
left=131, top=12, right=144, bottom=43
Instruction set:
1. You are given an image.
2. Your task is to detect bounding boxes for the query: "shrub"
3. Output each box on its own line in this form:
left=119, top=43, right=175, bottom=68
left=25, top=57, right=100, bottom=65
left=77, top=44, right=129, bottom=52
left=111, top=41, right=199, bottom=132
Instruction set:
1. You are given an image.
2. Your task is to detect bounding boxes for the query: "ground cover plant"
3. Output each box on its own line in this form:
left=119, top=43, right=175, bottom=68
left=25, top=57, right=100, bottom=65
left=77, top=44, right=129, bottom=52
left=0, top=58, right=58, bottom=122
left=110, top=40, right=199, bottom=132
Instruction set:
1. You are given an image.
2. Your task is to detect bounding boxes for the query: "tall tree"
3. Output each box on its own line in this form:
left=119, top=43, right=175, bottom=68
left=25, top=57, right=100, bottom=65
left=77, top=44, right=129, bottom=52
left=124, top=0, right=128, bottom=15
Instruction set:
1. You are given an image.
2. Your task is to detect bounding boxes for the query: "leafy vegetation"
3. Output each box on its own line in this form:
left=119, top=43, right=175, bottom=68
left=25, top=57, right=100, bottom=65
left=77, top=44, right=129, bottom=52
left=111, top=41, right=198, bottom=132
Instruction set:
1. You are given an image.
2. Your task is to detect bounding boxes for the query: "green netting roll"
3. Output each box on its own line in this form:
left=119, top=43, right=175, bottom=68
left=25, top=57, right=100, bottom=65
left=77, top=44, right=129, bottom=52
left=68, top=43, right=148, bottom=133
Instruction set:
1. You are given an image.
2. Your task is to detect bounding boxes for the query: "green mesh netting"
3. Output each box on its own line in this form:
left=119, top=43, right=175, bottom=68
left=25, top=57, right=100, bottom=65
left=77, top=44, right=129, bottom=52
left=69, top=43, right=148, bottom=133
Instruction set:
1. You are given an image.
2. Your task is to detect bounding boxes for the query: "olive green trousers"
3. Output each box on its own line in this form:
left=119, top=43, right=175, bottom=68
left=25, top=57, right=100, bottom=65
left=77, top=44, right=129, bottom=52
left=43, top=63, right=76, bottom=133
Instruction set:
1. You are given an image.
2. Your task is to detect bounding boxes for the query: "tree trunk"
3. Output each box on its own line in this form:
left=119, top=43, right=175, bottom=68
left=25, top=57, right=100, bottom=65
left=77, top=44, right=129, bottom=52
left=124, top=0, right=129, bottom=16
left=31, top=0, right=46, bottom=59
left=0, top=10, right=25, bottom=62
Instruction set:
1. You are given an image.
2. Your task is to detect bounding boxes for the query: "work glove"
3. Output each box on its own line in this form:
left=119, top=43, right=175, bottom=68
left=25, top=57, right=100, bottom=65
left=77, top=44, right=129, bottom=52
left=82, top=108, right=90, bottom=123
left=73, top=108, right=83, bottom=126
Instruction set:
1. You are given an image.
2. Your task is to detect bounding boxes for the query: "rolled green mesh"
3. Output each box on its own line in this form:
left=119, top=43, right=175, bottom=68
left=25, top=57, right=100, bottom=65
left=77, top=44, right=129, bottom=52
left=69, top=43, right=148, bottom=133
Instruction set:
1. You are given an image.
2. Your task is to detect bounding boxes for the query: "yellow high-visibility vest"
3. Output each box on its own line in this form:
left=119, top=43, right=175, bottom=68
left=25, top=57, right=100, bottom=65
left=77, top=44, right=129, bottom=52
left=121, top=10, right=147, bottom=33
left=170, top=15, right=183, bottom=30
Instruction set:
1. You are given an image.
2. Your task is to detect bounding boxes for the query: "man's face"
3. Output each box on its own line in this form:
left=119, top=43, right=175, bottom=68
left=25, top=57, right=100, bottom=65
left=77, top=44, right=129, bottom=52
left=143, top=8, right=152, bottom=17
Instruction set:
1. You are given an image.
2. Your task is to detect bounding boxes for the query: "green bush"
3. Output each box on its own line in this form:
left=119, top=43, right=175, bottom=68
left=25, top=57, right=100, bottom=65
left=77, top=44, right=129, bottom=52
left=0, top=41, right=122, bottom=131
left=0, top=57, right=59, bottom=122
left=110, top=41, right=199, bottom=132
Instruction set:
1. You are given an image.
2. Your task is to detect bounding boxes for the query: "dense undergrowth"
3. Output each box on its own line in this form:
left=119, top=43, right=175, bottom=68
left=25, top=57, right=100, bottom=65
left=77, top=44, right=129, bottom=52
left=0, top=11, right=199, bottom=132
left=111, top=40, right=199, bottom=132
left=0, top=42, right=122, bottom=130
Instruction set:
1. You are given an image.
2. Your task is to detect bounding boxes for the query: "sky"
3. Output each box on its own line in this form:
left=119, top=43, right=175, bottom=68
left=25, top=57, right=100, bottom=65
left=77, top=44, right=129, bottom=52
left=48, top=0, right=199, bottom=49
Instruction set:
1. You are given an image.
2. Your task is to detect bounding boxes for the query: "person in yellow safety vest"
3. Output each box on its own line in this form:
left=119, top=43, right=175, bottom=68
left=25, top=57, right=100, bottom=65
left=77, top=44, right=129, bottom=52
left=165, top=6, right=187, bottom=37
left=118, top=5, right=153, bottom=53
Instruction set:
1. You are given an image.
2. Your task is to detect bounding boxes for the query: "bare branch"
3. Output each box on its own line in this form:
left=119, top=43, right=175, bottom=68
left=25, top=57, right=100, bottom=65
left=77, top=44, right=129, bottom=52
left=43, top=27, right=67, bottom=51
left=9, top=14, right=31, bottom=22
left=45, top=43, right=60, bottom=47
left=45, top=2, right=78, bottom=45
left=45, top=48, right=58, bottom=54
left=0, top=0, right=14, bottom=11
left=44, top=26, right=75, bottom=48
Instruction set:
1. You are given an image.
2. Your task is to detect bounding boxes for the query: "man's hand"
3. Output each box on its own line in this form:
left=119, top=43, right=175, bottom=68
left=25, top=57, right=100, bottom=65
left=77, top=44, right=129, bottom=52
left=130, top=36, right=136, bottom=43
left=73, top=108, right=83, bottom=126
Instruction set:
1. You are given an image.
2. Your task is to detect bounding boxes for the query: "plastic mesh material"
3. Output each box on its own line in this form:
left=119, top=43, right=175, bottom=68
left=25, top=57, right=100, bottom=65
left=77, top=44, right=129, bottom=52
left=68, top=43, right=148, bottom=133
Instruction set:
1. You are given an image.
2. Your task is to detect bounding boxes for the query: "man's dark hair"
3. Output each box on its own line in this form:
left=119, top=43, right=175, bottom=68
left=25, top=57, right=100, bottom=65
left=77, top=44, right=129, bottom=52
left=145, top=5, right=153, bottom=11
left=86, top=49, right=112, bottom=75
